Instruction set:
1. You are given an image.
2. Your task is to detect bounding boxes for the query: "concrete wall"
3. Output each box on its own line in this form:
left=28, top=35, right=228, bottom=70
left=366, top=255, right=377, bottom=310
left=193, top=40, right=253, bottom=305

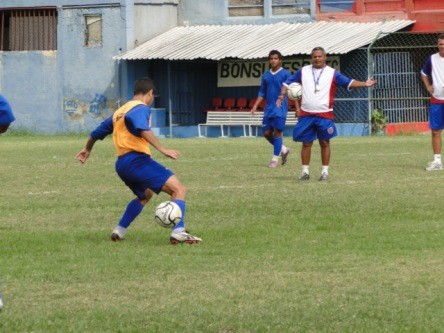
left=58, top=5, right=122, bottom=133
left=134, top=3, right=178, bottom=47
left=0, top=0, right=178, bottom=133
left=178, top=0, right=314, bottom=26
left=0, top=51, right=59, bottom=133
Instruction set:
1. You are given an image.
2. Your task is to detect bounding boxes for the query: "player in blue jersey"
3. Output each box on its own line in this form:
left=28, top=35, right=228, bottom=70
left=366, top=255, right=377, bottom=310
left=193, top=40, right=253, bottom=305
left=421, top=34, right=444, bottom=171
left=251, top=50, right=291, bottom=168
left=75, top=78, right=202, bottom=244
left=278, top=47, right=376, bottom=181
left=0, top=94, right=15, bottom=134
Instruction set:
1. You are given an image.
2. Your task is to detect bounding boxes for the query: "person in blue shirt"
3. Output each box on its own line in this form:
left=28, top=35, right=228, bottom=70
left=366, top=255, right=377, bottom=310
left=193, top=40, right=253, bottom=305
left=75, top=78, right=202, bottom=244
left=0, top=94, right=15, bottom=134
left=278, top=47, right=376, bottom=181
left=250, top=50, right=291, bottom=168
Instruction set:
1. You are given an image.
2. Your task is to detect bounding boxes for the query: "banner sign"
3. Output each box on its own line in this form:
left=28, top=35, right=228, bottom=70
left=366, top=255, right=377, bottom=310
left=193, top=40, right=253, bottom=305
left=217, top=57, right=340, bottom=87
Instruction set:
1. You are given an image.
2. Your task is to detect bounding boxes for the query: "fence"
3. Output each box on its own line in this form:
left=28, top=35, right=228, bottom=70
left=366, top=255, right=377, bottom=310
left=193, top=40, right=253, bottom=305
left=333, top=32, right=441, bottom=134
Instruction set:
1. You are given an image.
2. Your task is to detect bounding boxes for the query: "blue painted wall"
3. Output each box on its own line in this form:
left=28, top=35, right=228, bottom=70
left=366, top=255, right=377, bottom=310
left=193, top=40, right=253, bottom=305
left=0, top=1, right=371, bottom=137
left=0, top=0, right=178, bottom=134
left=178, top=0, right=315, bottom=25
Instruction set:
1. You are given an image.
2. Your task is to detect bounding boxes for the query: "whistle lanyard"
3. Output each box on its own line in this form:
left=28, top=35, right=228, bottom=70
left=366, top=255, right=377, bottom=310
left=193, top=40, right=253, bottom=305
left=312, top=66, right=325, bottom=94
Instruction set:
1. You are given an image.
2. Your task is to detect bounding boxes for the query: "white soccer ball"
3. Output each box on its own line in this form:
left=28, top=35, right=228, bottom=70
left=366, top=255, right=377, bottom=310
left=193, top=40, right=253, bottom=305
left=155, top=201, right=182, bottom=228
left=287, top=82, right=302, bottom=101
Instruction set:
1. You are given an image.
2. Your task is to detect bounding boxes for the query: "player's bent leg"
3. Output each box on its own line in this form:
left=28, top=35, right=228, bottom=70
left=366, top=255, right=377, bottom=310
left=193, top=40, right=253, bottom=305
left=263, top=129, right=273, bottom=143
left=269, top=129, right=282, bottom=168
left=264, top=128, right=278, bottom=168
left=111, top=194, right=152, bottom=241
left=161, top=175, right=186, bottom=200
left=161, top=176, right=202, bottom=244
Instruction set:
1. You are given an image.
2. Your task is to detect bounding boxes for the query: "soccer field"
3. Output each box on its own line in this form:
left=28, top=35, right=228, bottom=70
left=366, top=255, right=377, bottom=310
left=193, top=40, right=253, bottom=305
left=0, top=135, right=443, bottom=332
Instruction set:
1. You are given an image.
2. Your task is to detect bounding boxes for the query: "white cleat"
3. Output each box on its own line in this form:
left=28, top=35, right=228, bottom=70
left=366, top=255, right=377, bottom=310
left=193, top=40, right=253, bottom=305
left=111, top=228, right=126, bottom=241
left=425, top=161, right=443, bottom=171
left=170, top=231, right=202, bottom=244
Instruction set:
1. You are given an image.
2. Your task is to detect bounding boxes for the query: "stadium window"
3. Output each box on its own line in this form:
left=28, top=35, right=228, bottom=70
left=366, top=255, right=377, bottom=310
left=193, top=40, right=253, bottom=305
left=318, top=0, right=355, bottom=13
left=272, top=0, right=311, bottom=15
left=0, top=8, right=57, bottom=51
left=84, top=15, right=102, bottom=47
left=228, top=0, right=264, bottom=17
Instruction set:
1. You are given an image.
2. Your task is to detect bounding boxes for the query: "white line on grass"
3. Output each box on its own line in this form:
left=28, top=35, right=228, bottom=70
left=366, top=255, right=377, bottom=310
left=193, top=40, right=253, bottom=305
left=348, top=152, right=412, bottom=156
left=203, top=175, right=443, bottom=191
left=27, top=191, right=59, bottom=195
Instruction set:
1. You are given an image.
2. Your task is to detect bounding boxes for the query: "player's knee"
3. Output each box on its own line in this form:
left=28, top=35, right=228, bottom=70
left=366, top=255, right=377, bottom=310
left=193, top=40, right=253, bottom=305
left=319, top=140, right=329, bottom=148
left=177, top=182, right=187, bottom=196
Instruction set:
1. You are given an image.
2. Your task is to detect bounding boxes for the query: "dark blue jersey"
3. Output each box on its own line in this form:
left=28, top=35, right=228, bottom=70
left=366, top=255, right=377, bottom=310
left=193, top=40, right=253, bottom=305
left=0, top=94, right=15, bottom=125
left=258, top=68, right=290, bottom=118
left=91, top=104, right=151, bottom=141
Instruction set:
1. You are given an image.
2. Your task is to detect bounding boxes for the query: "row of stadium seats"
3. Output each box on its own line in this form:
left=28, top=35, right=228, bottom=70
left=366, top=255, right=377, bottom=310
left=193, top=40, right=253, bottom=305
left=203, top=97, right=300, bottom=112
left=203, top=97, right=256, bottom=112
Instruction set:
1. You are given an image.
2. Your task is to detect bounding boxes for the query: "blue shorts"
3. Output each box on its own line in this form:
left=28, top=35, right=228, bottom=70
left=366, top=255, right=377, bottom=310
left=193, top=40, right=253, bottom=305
left=115, top=152, right=174, bottom=199
left=429, top=103, right=444, bottom=130
left=262, top=116, right=286, bottom=132
left=293, top=116, right=337, bottom=142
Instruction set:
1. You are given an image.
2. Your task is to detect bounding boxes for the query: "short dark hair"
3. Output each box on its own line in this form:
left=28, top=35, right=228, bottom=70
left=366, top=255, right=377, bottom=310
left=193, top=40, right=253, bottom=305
left=268, top=50, right=283, bottom=60
left=438, top=33, right=444, bottom=40
left=133, top=77, right=156, bottom=95
left=311, top=46, right=326, bottom=55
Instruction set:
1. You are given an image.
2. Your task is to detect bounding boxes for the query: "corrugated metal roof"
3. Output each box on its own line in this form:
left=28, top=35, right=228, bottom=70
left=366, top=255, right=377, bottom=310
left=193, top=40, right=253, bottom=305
left=115, top=20, right=414, bottom=61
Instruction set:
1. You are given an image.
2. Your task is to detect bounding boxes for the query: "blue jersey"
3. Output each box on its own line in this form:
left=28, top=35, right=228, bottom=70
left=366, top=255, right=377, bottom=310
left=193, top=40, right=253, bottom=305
left=0, top=94, right=15, bottom=125
left=91, top=104, right=151, bottom=141
left=258, top=68, right=290, bottom=118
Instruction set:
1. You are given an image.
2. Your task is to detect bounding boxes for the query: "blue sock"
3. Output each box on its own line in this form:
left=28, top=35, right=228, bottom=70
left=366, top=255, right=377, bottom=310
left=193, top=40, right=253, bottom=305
left=118, top=199, right=144, bottom=229
left=172, top=199, right=185, bottom=231
left=274, top=137, right=283, bottom=156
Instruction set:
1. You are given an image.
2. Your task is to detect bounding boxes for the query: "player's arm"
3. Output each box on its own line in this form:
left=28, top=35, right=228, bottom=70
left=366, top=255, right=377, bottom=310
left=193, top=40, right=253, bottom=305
left=250, top=96, right=264, bottom=116
left=333, top=70, right=377, bottom=90
left=126, top=105, right=180, bottom=160
left=421, top=74, right=434, bottom=95
left=251, top=76, right=267, bottom=116
left=75, top=116, right=113, bottom=164
left=349, top=78, right=377, bottom=89
left=420, top=57, right=434, bottom=95
left=140, top=130, right=180, bottom=160
left=278, top=70, right=301, bottom=107
left=276, top=86, right=287, bottom=107
left=294, top=98, right=301, bottom=118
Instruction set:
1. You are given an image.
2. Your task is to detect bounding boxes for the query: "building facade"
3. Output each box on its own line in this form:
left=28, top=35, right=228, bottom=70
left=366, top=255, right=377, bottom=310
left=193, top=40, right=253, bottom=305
left=1, top=0, right=443, bottom=135
left=0, top=0, right=178, bottom=133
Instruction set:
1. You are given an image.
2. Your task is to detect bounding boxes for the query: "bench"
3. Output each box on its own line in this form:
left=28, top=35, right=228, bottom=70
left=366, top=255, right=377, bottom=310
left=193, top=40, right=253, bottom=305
left=249, top=111, right=298, bottom=137
left=198, top=111, right=298, bottom=138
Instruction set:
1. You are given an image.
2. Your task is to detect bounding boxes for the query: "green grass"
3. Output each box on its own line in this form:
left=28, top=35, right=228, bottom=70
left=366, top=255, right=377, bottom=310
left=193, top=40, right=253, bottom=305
left=0, top=135, right=443, bottom=332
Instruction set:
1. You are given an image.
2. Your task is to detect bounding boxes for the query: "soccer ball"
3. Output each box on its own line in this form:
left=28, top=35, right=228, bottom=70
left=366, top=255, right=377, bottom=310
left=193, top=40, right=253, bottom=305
left=155, top=201, right=182, bottom=228
left=287, top=82, right=302, bottom=100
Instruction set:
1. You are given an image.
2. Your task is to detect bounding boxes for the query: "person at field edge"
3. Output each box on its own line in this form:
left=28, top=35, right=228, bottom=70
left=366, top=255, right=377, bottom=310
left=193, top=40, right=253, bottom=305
left=75, top=77, right=202, bottom=244
left=250, top=50, right=291, bottom=168
left=0, top=94, right=15, bottom=134
left=421, top=33, right=444, bottom=171
left=277, top=46, right=377, bottom=181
